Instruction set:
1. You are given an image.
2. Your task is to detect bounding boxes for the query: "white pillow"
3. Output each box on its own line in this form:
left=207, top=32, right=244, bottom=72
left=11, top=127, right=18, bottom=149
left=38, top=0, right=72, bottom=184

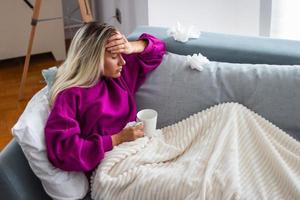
left=12, top=87, right=89, bottom=200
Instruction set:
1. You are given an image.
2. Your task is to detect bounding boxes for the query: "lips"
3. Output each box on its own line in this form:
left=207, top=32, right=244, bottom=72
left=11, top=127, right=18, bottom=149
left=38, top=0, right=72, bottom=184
left=117, top=67, right=122, bottom=73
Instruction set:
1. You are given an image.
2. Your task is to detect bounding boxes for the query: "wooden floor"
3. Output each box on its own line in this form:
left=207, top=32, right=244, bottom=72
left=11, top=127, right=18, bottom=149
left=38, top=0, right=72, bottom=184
left=0, top=53, right=62, bottom=151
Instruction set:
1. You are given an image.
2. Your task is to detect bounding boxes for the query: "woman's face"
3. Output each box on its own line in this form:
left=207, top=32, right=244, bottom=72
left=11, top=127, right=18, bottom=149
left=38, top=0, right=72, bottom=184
left=102, top=51, right=126, bottom=78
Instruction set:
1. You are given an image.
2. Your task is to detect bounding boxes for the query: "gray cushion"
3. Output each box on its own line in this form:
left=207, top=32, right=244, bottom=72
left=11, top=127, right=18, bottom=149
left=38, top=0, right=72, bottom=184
left=128, top=26, right=300, bottom=65
left=135, top=52, right=300, bottom=141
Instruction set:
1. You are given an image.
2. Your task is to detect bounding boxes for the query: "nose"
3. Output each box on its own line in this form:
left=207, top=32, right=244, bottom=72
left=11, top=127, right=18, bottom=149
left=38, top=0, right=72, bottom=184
left=118, top=54, right=126, bottom=66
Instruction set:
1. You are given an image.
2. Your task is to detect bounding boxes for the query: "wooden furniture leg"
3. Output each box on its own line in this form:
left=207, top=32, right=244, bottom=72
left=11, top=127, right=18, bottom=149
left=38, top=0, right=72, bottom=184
left=78, top=0, right=93, bottom=23
left=18, top=0, right=42, bottom=100
left=18, top=0, right=94, bottom=100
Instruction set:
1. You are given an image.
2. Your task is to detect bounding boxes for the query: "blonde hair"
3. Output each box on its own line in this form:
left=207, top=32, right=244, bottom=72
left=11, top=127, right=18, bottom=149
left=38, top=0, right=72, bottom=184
left=49, top=22, right=117, bottom=106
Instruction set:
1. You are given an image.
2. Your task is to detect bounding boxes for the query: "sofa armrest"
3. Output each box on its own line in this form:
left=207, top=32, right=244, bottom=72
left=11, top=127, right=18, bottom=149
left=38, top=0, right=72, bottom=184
left=0, top=139, right=51, bottom=200
left=128, top=26, right=300, bottom=65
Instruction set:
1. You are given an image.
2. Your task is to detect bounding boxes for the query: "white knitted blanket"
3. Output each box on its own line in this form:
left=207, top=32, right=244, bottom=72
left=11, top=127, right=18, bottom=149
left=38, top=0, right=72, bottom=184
left=91, top=103, right=300, bottom=200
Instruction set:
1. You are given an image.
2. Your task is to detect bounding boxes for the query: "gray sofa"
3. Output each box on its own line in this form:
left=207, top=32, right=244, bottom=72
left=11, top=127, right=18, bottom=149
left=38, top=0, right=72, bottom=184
left=1, top=26, right=300, bottom=200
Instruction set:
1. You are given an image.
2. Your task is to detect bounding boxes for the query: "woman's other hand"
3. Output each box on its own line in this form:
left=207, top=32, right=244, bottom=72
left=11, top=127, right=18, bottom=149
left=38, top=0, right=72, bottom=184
left=105, top=31, right=147, bottom=55
left=111, top=124, right=144, bottom=146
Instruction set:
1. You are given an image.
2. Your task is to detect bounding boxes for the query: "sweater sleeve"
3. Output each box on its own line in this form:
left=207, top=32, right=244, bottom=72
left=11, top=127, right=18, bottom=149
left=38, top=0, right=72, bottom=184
left=122, top=33, right=166, bottom=93
left=44, top=90, right=113, bottom=172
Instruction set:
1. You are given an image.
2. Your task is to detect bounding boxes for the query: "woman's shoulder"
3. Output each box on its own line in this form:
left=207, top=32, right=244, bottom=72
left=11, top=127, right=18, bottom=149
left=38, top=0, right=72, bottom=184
left=55, top=86, right=88, bottom=103
left=56, top=81, right=103, bottom=101
left=53, top=85, right=93, bottom=108
left=58, top=86, right=82, bottom=96
left=53, top=89, right=76, bottom=108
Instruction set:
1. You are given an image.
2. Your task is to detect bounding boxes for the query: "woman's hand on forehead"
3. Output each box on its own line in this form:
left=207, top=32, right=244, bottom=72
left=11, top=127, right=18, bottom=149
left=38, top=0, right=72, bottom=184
left=105, top=31, right=134, bottom=55
left=105, top=31, right=147, bottom=55
left=106, top=31, right=124, bottom=43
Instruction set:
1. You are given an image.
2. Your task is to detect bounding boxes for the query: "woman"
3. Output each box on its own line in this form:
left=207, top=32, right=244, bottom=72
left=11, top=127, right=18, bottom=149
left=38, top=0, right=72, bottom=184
left=45, top=22, right=166, bottom=172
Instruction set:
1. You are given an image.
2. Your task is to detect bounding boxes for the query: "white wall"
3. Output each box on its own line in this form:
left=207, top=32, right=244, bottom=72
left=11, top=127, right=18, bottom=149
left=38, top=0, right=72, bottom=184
left=148, top=0, right=261, bottom=36
left=130, top=0, right=149, bottom=32
left=270, top=0, right=300, bottom=40
left=94, top=0, right=277, bottom=38
left=61, top=0, right=300, bottom=42
left=96, top=0, right=148, bottom=36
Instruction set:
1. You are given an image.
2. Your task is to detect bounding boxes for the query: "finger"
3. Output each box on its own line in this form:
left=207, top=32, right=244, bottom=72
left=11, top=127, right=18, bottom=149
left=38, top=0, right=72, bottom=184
left=106, top=39, right=125, bottom=48
left=134, top=124, right=144, bottom=130
left=110, top=31, right=122, bottom=37
left=107, top=44, right=125, bottom=51
left=106, top=33, right=127, bottom=47
left=135, top=130, right=144, bottom=137
left=107, top=33, right=123, bottom=42
left=139, top=130, right=145, bottom=137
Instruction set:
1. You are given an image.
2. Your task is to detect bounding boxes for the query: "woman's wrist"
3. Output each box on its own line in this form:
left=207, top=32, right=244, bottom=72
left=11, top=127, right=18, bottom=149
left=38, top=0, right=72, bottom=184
left=111, top=133, right=122, bottom=146
left=130, top=40, right=147, bottom=53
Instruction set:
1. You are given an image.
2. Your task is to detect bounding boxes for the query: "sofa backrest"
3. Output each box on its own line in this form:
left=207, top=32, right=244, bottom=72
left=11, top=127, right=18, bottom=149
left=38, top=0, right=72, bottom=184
left=0, top=140, right=52, bottom=200
left=128, top=26, right=300, bottom=65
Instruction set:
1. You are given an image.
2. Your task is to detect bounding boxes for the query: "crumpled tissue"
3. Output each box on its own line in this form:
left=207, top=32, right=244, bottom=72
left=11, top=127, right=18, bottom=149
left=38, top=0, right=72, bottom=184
left=167, top=22, right=201, bottom=43
left=186, top=53, right=210, bottom=71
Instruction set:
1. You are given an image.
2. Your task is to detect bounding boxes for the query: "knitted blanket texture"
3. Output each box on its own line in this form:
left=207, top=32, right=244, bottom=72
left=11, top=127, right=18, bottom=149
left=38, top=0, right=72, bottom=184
left=91, top=103, right=300, bottom=200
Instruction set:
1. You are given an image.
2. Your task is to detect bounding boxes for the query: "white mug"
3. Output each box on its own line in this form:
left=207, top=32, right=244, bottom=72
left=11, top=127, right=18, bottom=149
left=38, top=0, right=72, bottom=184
left=137, top=109, right=158, bottom=137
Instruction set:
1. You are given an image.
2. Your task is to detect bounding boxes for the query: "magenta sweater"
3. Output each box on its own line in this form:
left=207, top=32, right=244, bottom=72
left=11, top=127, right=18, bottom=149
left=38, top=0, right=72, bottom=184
left=45, top=33, right=166, bottom=172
